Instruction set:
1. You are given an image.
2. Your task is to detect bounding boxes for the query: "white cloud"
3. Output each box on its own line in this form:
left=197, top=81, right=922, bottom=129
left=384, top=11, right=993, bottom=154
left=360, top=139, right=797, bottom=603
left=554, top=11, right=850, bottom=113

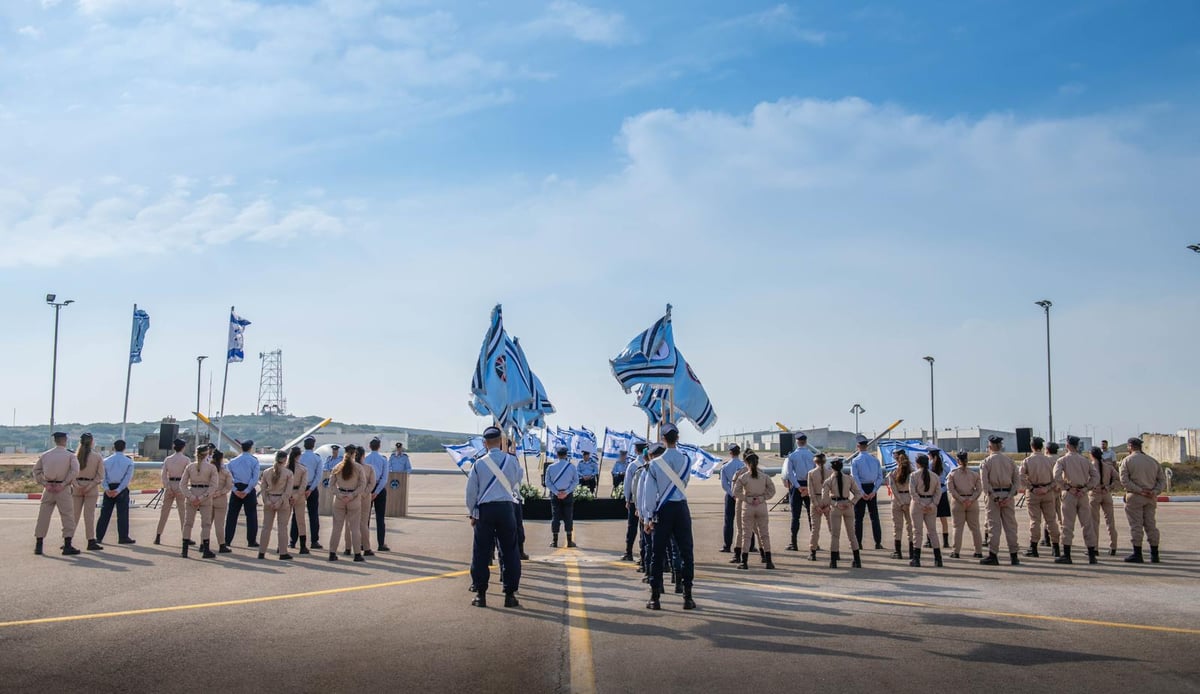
left=17, top=26, right=43, bottom=39
left=525, top=0, right=629, bottom=45
left=726, top=4, right=827, bottom=45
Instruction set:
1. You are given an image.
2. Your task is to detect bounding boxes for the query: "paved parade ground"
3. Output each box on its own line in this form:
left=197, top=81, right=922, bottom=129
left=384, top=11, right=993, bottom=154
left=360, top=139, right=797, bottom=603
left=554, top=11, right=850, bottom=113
left=1, top=454, right=1197, bottom=693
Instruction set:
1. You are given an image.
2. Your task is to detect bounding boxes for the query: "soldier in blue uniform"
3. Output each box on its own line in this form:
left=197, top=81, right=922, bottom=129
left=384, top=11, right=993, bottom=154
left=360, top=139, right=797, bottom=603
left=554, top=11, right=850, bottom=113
left=622, top=442, right=649, bottom=562
left=578, top=450, right=599, bottom=495
left=465, top=426, right=523, bottom=608
left=783, top=433, right=816, bottom=551
left=225, top=440, right=261, bottom=548
left=719, top=444, right=745, bottom=557
left=642, top=423, right=696, bottom=611
left=544, top=444, right=579, bottom=548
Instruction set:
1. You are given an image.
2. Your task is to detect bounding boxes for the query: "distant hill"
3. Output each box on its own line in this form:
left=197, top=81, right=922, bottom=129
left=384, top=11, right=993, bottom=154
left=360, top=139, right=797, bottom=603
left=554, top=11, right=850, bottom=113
left=0, top=414, right=475, bottom=453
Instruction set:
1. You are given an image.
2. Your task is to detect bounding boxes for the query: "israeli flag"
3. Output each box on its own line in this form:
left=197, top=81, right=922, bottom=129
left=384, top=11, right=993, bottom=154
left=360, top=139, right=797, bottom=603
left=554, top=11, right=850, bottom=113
left=603, top=428, right=631, bottom=460
left=876, top=440, right=959, bottom=474
left=610, top=308, right=677, bottom=393
left=129, top=308, right=150, bottom=365
left=444, top=437, right=486, bottom=468
left=679, top=444, right=721, bottom=480
left=227, top=310, right=251, bottom=363
left=518, top=432, right=541, bottom=457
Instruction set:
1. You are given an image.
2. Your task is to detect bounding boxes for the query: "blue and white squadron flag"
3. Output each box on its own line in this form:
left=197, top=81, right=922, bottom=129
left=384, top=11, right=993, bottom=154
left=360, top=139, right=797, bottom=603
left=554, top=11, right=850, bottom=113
left=609, top=307, right=677, bottom=393
left=227, top=310, right=251, bottom=363
left=129, top=308, right=150, bottom=364
left=469, top=305, right=534, bottom=430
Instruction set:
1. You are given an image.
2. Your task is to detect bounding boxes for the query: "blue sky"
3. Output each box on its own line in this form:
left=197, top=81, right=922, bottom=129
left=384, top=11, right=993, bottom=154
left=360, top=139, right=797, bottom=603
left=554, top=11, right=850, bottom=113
left=1, top=0, right=1198, bottom=443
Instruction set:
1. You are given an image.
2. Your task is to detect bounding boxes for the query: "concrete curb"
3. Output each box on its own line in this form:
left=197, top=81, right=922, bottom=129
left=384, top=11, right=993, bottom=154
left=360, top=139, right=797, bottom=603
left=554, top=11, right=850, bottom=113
left=0, top=488, right=160, bottom=501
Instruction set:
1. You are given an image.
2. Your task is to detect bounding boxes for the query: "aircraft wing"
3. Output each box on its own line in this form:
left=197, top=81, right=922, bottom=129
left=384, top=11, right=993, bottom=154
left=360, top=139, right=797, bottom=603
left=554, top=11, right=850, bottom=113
left=192, top=411, right=243, bottom=454
left=278, top=418, right=333, bottom=452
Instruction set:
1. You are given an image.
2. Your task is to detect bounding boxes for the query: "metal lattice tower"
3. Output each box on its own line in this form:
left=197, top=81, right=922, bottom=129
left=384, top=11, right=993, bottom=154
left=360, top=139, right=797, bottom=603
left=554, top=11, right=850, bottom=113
left=257, top=349, right=286, bottom=416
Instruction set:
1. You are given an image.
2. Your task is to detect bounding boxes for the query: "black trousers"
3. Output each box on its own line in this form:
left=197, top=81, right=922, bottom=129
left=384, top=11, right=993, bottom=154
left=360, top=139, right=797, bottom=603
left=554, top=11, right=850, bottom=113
left=471, top=501, right=520, bottom=594
left=225, top=488, right=259, bottom=546
left=790, top=486, right=812, bottom=537
left=580, top=477, right=597, bottom=494
left=373, top=489, right=387, bottom=547
left=723, top=494, right=736, bottom=549
left=290, top=490, right=320, bottom=544
left=95, top=489, right=131, bottom=542
left=625, top=502, right=639, bottom=550
left=551, top=495, right=574, bottom=534
left=612, top=473, right=625, bottom=490
left=854, top=483, right=882, bottom=546
left=650, top=501, right=693, bottom=593
left=514, top=501, right=526, bottom=551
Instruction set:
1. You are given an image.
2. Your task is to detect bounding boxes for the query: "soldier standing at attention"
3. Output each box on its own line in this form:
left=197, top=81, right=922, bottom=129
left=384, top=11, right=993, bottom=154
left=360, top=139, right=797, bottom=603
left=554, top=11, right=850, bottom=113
left=886, top=450, right=914, bottom=560
left=850, top=435, right=884, bottom=550
left=70, top=433, right=105, bottom=552
left=210, top=449, right=234, bottom=554
left=180, top=442, right=219, bottom=559
left=641, top=423, right=695, bottom=611
left=782, top=433, right=815, bottom=552
left=733, top=451, right=777, bottom=570
left=979, top=435, right=1021, bottom=566
left=1119, top=437, right=1165, bottom=563
left=1053, top=435, right=1099, bottom=565
left=1089, top=446, right=1121, bottom=556
left=328, top=447, right=365, bottom=562
left=719, top=444, right=745, bottom=557
left=364, top=438, right=391, bottom=552
left=623, top=442, right=649, bottom=563
left=291, top=437, right=324, bottom=551
left=355, top=446, right=376, bottom=557
left=578, top=450, right=599, bottom=495
left=545, top=444, right=579, bottom=548
left=257, top=451, right=294, bottom=561
left=156, top=438, right=190, bottom=546
left=947, top=450, right=983, bottom=559
left=929, top=449, right=952, bottom=549
left=465, top=426, right=523, bottom=608
left=225, top=440, right=261, bottom=549
left=1020, top=437, right=1061, bottom=558
left=33, top=432, right=81, bottom=556
left=96, top=439, right=135, bottom=546
left=823, top=457, right=863, bottom=569
left=806, top=453, right=832, bottom=562
left=287, top=447, right=311, bottom=555
left=909, top=454, right=943, bottom=567
left=611, top=448, right=629, bottom=491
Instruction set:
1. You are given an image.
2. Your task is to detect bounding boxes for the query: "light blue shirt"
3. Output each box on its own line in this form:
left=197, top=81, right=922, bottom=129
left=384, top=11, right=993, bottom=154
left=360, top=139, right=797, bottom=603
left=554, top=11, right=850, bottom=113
left=389, top=452, right=412, bottom=473
left=323, top=453, right=343, bottom=472
left=625, top=457, right=648, bottom=503
left=635, top=459, right=655, bottom=518
left=611, top=455, right=629, bottom=476
left=299, top=449, right=322, bottom=491
left=851, top=451, right=884, bottom=490
left=784, top=448, right=816, bottom=487
left=364, top=450, right=389, bottom=494
left=719, top=457, right=745, bottom=497
left=464, top=449, right=524, bottom=518
left=102, top=452, right=134, bottom=493
left=578, top=456, right=599, bottom=477
left=228, top=452, right=261, bottom=491
left=544, top=459, right=579, bottom=494
left=643, top=447, right=690, bottom=518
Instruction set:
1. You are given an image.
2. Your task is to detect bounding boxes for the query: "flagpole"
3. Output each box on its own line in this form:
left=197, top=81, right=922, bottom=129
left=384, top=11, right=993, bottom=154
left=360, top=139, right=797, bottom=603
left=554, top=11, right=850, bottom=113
left=216, top=306, right=234, bottom=450
left=120, top=304, right=136, bottom=442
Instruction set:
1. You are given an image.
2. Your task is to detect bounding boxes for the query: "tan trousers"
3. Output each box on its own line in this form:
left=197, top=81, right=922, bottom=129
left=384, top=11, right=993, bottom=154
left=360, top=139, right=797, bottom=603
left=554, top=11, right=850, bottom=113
left=1061, top=491, right=1096, bottom=548
left=733, top=499, right=748, bottom=549
left=891, top=494, right=913, bottom=545
left=829, top=504, right=859, bottom=552
left=1026, top=489, right=1061, bottom=545
left=358, top=493, right=373, bottom=551
left=911, top=500, right=938, bottom=548
left=330, top=495, right=362, bottom=554
left=950, top=500, right=982, bottom=554
left=1124, top=494, right=1159, bottom=546
left=212, top=497, right=228, bottom=547
left=986, top=498, right=1019, bottom=554
left=1089, top=491, right=1118, bottom=550
left=71, top=488, right=99, bottom=540
left=157, top=484, right=186, bottom=537
left=36, top=488, right=75, bottom=540
left=809, top=504, right=831, bottom=551
left=290, top=491, right=307, bottom=538
left=259, top=495, right=290, bottom=555
left=739, top=499, right=771, bottom=553
left=183, top=497, right=214, bottom=544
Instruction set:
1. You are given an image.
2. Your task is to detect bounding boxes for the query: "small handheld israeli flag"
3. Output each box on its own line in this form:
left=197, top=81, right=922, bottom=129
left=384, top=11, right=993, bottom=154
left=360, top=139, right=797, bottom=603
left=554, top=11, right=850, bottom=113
left=227, top=309, right=251, bottom=363
left=129, top=308, right=150, bottom=364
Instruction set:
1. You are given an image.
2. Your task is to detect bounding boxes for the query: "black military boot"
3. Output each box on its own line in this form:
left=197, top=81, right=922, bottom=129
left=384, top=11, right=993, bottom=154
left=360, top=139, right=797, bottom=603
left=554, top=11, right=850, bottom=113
left=1150, top=546, right=1161, bottom=564
left=353, top=553, right=364, bottom=562
left=87, top=539, right=104, bottom=551
left=682, top=587, right=696, bottom=611
left=851, top=550, right=862, bottom=568
left=567, top=533, right=577, bottom=549
left=942, top=533, right=949, bottom=549
left=808, top=549, right=817, bottom=561
left=328, top=551, right=338, bottom=561
left=201, top=541, right=216, bottom=559
left=257, top=551, right=266, bottom=560
left=504, top=592, right=520, bottom=608
left=1041, top=529, right=1051, bottom=547
left=829, top=551, right=839, bottom=569
left=154, top=534, right=161, bottom=545
left=472, top=591, right=487, bottom=608
left=1124, top=546, right=1144, bottom=563
left=980, top=552, right=999, bottom=565
left=62, top=538, right=81, bottom=556
left=765, top=552, right=777, bottom=570
left=674, top=576, right=684, bottom=594
left=622, top=544, right=634, bottom=561
left=910, top=549, right=921, bottom=567
left=748, top=536, right=757, bottom=553
left=738, top=551, right=749, bottom=570
left=729, top=548, right=742, bottom=564
left=891, top=540, right=903, bottom=559
left=1025, top=542, right=1039, bottom=558
left=1087, top=547, right=1098, bottom=565
left=924, top=538, right=931, bottom=548
left=1052, top=543, right=1061, bottom=558
left=181, top=541, right=189, bottom=558
left=1010, top=553, right=1020, bottom=566
left=759, top=546, right=766, bottom=563
left=299, top=537, right=310, bottom=555
left=219, top=543, right=232, bottom=554
left=34, top=538, right=44, bottom=555
left=908, top=541, right=915, bottom=560
left=551, top=533, right=558, bottom=548
left=1055, top=546, right=1073, bottom=564
left=933, top=548, right=943, bottom=567
left=786, top=534, right=798, bottom=551
left=646, top=588, right=661, bottom=611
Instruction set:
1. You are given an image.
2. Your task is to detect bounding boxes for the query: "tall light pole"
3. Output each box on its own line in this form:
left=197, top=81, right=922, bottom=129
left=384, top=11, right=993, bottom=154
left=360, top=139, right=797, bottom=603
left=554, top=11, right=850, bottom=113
left=923, top=356, right=935, bottom=447
left=850, top=403, right=866, bottom=435
left=196, top=356, right=208, bottom=448
left=1035, top=299, right=1054, bottom=443
left=45, top=294, right=74, bottom=441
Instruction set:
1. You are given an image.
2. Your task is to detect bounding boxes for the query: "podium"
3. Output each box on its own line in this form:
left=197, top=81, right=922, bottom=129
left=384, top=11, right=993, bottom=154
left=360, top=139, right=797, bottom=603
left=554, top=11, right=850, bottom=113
left=318, top=472, right=333, bottom=517
left=384, top=472, right=409, bottom=518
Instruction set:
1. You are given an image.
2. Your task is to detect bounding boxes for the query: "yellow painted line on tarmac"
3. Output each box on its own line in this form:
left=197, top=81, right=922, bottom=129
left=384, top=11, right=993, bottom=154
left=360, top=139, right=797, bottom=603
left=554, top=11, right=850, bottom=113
left=0, top=569, right=468, bottom=629
left=565, top=559, right=598, bottom=694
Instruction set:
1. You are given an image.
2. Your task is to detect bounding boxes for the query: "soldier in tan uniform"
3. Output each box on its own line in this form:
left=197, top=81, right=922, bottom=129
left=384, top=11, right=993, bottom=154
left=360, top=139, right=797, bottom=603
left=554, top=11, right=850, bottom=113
left=34, top=432, right=81, bottom=556
left=909, top=454, right=943, bottom=567
left=886, top=451, right=914, bottom=560
left=357, top=446, right=376, bottom=557
left=1119, top=437, right=1165, bottom=563
left=285, top=447, right=311, bottom=555
left=947, top=450, right=982, bottom=559
left=180, top=444, right=219, bottom=559
left=979, top=435, right=1020, bottom=566
left=1020, top=436, right=1061, bottom=558
left=155, top=439, right=190, bottom=546
left=1089, top=446, right=1121, bottom=556
left=1053, top=435, right=1099, bottom=565
left=806, top=454, right=831, bottom=562
left=258, top=451, right=295, bottom=560
left=328, top=449, right=365, bottom=562
left=732, top=452, right=777, bottom=570
left=822, top=457, right=862, bottom=569
left=209, top=448, right=234, bottom=554
left=70, top=433, right=105, bottom=551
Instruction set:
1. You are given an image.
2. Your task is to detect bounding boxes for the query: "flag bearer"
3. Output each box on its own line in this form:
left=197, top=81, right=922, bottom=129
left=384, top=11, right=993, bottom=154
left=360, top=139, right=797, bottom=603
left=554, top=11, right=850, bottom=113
left=291, top=437, right=324, bottom=550
left=1119, top=437, right=1165, bottom=564
left=545, top=445, right=578, bottom=548
left=641, top=423, right=696, bottom=611
left=1053, top=435, right=1099, bottom=565
left=578, top=450, right=599, bottom=495
left=33, top=432, right=81, bottom=556
left=156, top=438, right=190, bottom=546
left=70, top=433, right=105, bottom=551
left=225, top=440, right=261, bottom=548
left=782, top=433, right=815, bottom=551
left=719, top=444, right=745, bottom=557
left=980, top=436, right=1021, bottom=566
left=1020, top=437, right=1061, bottom=558
left=622, top=442, right=648, bottom=562
left=465, top=426, right=523, bottom=608
left=180, top=444, right=219, bottom=559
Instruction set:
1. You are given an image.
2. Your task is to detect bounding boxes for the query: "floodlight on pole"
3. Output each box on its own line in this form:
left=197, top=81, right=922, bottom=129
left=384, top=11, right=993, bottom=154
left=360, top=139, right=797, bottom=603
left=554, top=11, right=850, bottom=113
left=46, top=294, right=75, bottom=441
left=1035, top=300, right=1054, bottom=443
left=923, top=356, right=935, bottom=447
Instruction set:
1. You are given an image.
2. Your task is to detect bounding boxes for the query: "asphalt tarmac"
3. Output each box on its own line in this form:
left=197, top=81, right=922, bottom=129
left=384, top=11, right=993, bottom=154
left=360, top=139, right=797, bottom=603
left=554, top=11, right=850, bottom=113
left=1, top=454, right=1197, bottom=694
